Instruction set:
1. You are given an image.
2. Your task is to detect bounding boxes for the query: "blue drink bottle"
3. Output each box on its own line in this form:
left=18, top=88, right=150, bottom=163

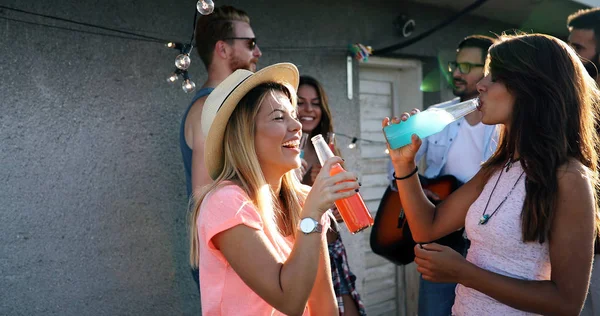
left=383, top=98, right=479, bottom=149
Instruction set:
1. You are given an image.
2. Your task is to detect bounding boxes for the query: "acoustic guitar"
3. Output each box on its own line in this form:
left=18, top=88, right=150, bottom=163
left=369, top=175, right=464, bottom=265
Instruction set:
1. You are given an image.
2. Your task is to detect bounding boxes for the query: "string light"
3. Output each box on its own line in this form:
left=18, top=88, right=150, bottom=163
left=166, top=42, right=184, bottom=50
left=167, top=73, right=179, bottom=83
left=166, top=42, right=193, bottom=91
left=0, top=3, right=409, bottom=133
left=348, top=137, right=358, bottom=149
left=336, top=133, right=387, bottom=146
left=181, top=71, right=196, bottom=93
left=0, top=4, right=217, bottom=94
left=335, top=132, right=391, bottom=154
left=175, top=54, right=191, bottom=70
left=182, top=79, right=196, bottom=93
left=197, top=0, right=215, bottom=15
left=166, top=69, right=183, bottom=83
left=0, top=5, right=171, bottom=43
left=166, top=1, right=213, bottom=92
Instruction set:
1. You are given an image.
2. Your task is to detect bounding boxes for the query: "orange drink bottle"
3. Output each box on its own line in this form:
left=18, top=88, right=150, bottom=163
left=311, top=134, right=374, bottom=233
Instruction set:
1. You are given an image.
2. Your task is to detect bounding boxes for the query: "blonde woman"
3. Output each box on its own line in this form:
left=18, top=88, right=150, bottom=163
left=189, top=63, right=356, bottom=315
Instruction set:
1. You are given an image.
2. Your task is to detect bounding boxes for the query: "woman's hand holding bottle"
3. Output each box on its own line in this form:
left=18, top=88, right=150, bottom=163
left=302, top=156, right=359, bottom=219
left=383, top=109, right=422, bottom=171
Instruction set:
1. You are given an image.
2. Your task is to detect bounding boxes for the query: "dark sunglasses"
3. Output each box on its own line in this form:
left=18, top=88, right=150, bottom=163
left=223, top=37, right=257, bottom=50
left=448, top=61, right=484, bottom=74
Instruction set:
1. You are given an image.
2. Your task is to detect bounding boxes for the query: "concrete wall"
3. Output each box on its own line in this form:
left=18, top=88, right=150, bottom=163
left=1, top=0, right=519, bottom=314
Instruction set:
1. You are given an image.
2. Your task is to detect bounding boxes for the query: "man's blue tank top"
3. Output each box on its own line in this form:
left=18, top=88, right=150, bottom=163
left=180, top=87, right=214, bottom=197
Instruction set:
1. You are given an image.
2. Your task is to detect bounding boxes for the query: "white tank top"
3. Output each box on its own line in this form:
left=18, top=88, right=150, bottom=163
left=452, top=161, right=551, bottom=315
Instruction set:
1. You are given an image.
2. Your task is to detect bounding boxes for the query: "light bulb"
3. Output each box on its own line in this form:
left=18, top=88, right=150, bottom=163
left=348, top=137, right=358, bottom=149
left=166, top=73, right=179, bottom=83
left=182, top=79, right=196, bottom=93
left=166, top=42, right=183, bottom=50
left=197, top=0, right=215, bottom=15
left=175, top=54, right=191, bottom=70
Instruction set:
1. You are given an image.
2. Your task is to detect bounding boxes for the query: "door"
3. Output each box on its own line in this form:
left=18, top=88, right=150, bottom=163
left=358, top=57, right=422, bottom=316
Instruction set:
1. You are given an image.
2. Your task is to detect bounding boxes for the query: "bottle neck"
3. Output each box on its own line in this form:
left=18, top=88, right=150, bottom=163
left=311, top=134, right=335, bottom=166
left=443, top=98, right=478, bottom=120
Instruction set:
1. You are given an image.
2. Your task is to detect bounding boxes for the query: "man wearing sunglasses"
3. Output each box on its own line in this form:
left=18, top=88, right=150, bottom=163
left=179, top=5, right=262, bottom=291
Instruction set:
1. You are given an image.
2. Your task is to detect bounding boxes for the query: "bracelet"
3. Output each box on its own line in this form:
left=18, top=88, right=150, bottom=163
left=393, top=166, right=418, bottom=180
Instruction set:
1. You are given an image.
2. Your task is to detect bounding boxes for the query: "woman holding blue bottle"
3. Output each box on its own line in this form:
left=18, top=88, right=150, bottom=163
left=385, top=33, right=600, bottom=315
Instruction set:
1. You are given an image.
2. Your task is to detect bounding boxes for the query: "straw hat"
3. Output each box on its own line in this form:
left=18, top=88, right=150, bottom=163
left=202, top=62, right=299, bottom=180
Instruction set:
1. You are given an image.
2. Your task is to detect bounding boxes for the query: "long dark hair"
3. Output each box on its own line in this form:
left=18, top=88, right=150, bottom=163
left=298, top=76, right=334, bottom=137
left=298, top=75, right=341, bottom=157
left=482, top=33, right=600, bottom=243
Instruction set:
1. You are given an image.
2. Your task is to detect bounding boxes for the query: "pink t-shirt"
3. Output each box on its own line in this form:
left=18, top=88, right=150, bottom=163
left=197, top=184, right=331, bottom=315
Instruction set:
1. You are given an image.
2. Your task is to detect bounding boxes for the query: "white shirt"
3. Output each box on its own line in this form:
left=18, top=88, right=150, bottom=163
left=440, top=120, right=486, bottom=183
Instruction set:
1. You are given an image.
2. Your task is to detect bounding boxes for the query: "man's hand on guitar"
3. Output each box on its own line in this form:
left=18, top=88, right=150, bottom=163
left=382, top=108, right=422, bottom=166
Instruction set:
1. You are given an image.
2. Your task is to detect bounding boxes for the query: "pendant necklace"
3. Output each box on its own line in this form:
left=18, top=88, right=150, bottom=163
left=479, top=158, right=526, bottom=225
